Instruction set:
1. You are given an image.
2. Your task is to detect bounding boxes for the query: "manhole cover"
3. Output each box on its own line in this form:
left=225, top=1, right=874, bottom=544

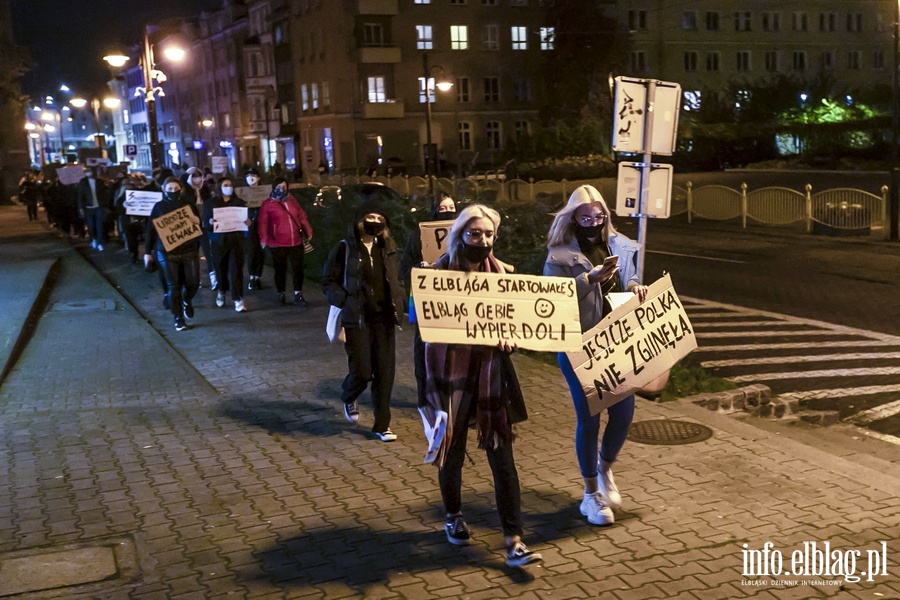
left=50, top=299, right=116, bottom=312
left=628, top=419, right=713, bottom=445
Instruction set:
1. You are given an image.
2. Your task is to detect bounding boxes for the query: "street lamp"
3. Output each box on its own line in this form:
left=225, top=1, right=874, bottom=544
left=104, top=26, right=185, bottom=169
left=71, top=96, right=121, bottom=154
left=422, top=53, right=454, bottom=196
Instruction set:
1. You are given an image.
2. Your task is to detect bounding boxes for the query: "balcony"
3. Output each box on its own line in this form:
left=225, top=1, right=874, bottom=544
left=362, top=100, right=404, bottom=119
left=358, top=45, right=401, bottom=64
left=357, top=0, right=398, bottom=15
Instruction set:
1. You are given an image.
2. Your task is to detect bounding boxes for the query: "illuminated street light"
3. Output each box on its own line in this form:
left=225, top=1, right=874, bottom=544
left=422, top=53, right=454, bottom=196
left=104, top=27, right=185, bottom=168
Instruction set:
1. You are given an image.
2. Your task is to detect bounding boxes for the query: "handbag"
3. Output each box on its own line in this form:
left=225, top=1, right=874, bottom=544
left=325, top=240, right=349, bottom=343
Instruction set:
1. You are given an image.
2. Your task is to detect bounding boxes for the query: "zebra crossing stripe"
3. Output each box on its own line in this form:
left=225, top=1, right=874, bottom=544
left=701, top=352, right=900, bottom=368
left=846, top=398, right=900, bottom=424
left=779, top=384, right=900, bottom=401
left=729, top=367, right=900, bottom=382
left=693, top=341, right=900, bottom=352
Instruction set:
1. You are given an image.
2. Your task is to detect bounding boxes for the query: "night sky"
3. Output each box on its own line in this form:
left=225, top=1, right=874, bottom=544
left=10, top=0, right=222, bottom=100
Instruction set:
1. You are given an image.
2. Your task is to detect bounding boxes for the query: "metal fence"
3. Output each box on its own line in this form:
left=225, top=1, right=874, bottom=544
left=310, top=173, right=889, bottom=238
left=683, top=182, right=888, bottom=237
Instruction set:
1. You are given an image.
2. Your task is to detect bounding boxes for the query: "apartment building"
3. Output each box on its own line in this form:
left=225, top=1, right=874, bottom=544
left=608, top=1, right=894, bottom=112
left=288, top=0, right=553, bottom=175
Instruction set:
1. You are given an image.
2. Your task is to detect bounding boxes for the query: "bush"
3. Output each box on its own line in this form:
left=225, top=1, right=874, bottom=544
left=518, top=154, right=616, bottom=181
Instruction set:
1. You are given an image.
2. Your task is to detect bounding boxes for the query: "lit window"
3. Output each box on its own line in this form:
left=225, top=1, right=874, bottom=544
left=367, top=77, right=386, bottom=103
left=511, top=26, right=527, bottom=50
left=417, top=25, right=433, bottom=50
left=301, top=84, right=309, bottom=111
left=451, top=25, right=468, bottom=50
left=683, top=90, right=701, bottom=112
left=311, top=83, right=319, bottom=109
left=540, top=27, right=555, bottom=50
left=418, top=77, right=435, bottom=103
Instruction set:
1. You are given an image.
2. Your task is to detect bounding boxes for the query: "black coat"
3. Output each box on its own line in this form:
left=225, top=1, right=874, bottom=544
left=76, top=177, right=112, bottom=212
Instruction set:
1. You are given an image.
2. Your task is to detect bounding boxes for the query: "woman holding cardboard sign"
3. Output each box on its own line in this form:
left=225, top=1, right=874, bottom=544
left=543, top=184, right=648, bottom=526
left=421, top=204, right=542, bottom=569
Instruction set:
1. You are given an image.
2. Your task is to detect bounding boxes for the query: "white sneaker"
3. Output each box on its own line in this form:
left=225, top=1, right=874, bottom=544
left=216, top=291, right=225, bottom=307
left=97, top=244, right=104, bottom=252
left=209, top=271, right=218, bottom=289
left=598, top=460, right=622, bottom=509
left=234, top=299, right=246, bottom=312
left=91, top=239, right=97, bottom=249
left=580, top=492, right=614, bottom=526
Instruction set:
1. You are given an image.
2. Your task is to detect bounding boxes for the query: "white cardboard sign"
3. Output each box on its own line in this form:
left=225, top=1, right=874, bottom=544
left=411, top=267, right=581, bottom=352
left=56, top=165, right=83, bottom=186
left=152, top=206, right=202, bottom=252
left=124, top=190, right=162, bottom=216
left=566, top=274, right=697, bottom=415
left=211, top=156, right=229, bottom=174
left=212, top=206, right=249, bottom=233
left=238, top=186, right=270, bottom=208
left=419, top=219, right=455, bottom=264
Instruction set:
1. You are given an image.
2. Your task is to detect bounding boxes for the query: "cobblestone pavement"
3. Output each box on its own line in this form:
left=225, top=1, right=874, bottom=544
left=1, top=206, right=900, bottom=599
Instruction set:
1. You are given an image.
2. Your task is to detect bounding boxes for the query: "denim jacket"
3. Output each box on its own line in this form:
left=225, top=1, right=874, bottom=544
left=543, top=233, right=641, bottom=333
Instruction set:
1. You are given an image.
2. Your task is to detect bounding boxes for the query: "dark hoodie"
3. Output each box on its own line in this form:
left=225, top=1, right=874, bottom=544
left=202, top=179, right=247, bottom=242
left=145, top=183, right=201, bottom=256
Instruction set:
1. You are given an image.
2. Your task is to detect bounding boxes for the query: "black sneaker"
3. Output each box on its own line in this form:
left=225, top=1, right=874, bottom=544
left=506, top=541, right=542, bottom=567
left=162, top=294, right=170, bottom=310
left=174, top=317, right=187, bottom=331
left=277, top=292, right=286, bottom=305
left=293, top=292, right=309, bottom=307
left=445, top=516, right=471, bottom=546
left=343, top=401, right=359, bottom=423
left=248, top=278, right=263, bottom=290
left=182, top=301, right=194, bottom=320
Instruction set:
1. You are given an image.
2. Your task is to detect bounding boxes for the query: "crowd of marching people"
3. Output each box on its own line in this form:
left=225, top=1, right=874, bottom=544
left=20, top=166, right=649, bottom=569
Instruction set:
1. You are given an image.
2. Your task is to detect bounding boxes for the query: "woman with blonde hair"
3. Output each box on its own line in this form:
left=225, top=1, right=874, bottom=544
left=421, top=204, right=541, bottom=568
left=543, top=185, right=648, bottom=526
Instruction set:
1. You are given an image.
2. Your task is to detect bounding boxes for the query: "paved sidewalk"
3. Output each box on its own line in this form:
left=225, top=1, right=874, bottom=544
left=1, top=205, right=899, bottom=599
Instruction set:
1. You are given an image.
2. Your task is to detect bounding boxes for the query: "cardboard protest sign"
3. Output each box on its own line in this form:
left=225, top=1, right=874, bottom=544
left=411, top=267, right=581, bottom=352
left=238, top=186, right=270, bottom=208
left=152, top=207, right=202, bottom=252
left=124, top=190, right=162, bottom=216
left=566, top=274, right=697, bottom=415
left=212, top=206, right=249, bottom=233
left=419, top=219, right=455, bottom=264
left=56, top=165, right=83, bottom=186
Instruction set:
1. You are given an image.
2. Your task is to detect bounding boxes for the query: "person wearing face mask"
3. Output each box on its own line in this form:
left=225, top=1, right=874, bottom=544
left=184, top=166, right=217, bottom=290
left=243, top=168, right=266, bottom=290
left=321, top=199, right=406, bottom=442
left=144, top=177, right=202, bottom=332
left=400, top=192, right=457, bottom=408
left=258, top=177, right=313, bottom=306
left=543, top=184, right=648, bottom=527
left=419, top=204, right=541, bottom=568
left=203, top=177, right=249, bottom=313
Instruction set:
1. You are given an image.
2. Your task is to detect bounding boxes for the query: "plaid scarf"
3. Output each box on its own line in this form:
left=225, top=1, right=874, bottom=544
left=424, top=253, right=513, bottom=465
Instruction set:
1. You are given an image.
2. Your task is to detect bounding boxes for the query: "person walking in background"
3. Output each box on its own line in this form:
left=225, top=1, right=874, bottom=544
left=543, top=184, right=648, bottom=527
left=258, top=177, right=313, bottom=307
left=184, top=166, right=216, bottom=289
left=400, top=192, right=457, bottom=408
left=19, top=170, right=41, bottom=221
left=243, top=168, right=266, bottom=290
left=419, top=204, right=541, bottom=568
left=203, top=176, right=249, bottom=313
left=321, top=199, right=406, bottom=442
left=144, top=177, right=202, bottom=332
left=76, top=166, right=112, bottom=251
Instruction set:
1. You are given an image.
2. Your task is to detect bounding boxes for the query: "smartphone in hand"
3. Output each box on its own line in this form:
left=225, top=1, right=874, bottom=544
left=603, top=255, right=619, bottom=268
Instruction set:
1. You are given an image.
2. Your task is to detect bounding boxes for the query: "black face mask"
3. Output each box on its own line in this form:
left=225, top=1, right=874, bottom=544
left=462, top=243, right=491, bottom=264
left=437, top=210, right=456, bottom=220
left=363, top=221, right=386, bottom=236
left=163, top=191, right=180, bottom=202
left=576, top=224, right=602, bottom=240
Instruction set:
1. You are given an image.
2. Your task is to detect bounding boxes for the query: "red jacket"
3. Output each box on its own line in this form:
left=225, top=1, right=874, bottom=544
left=258, top=194, right=313, bottom=248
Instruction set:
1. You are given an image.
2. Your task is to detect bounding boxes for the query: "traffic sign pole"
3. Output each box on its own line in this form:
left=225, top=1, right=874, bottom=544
left=636, top=79, right=657, bottom=283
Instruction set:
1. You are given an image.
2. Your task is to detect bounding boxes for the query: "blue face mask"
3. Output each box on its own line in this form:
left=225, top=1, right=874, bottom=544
left=271, top=188, right=286, bottom=200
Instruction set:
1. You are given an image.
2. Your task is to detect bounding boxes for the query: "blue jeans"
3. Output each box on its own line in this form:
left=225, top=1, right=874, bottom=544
left=558, top=353, right=635, bottom=479
left=84, top=207, right=108, bottom=245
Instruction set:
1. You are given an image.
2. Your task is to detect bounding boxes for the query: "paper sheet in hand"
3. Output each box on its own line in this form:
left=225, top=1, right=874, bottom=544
left=421, top=410, right=447, bottom=465
left=212, top=206, right=248, bottom=233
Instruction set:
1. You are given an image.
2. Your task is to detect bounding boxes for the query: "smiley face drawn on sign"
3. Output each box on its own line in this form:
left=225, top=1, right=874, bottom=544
left=534, top=298, right=555, bottom=318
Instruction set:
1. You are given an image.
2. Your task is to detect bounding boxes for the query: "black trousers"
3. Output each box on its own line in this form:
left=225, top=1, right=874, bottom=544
left=413, top=324, right=427, bottom=407
left=245, top=222, right=265, bottom=278
left=269, top=245, right=305, bottom=294
left=341, top=316, right=395, bottom=433
left=211, top=235, right=245, bottom=301
left=439, top=423, right=523, bottom=538
left=157, top=250, right=199, bottom=318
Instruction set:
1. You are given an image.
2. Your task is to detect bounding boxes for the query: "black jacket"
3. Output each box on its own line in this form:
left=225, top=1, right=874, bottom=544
left=322, top=235, right=407, bottom=329
left=76, top=177, right=112, bottom=212
left=202, top=194, right=247, bottom=243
